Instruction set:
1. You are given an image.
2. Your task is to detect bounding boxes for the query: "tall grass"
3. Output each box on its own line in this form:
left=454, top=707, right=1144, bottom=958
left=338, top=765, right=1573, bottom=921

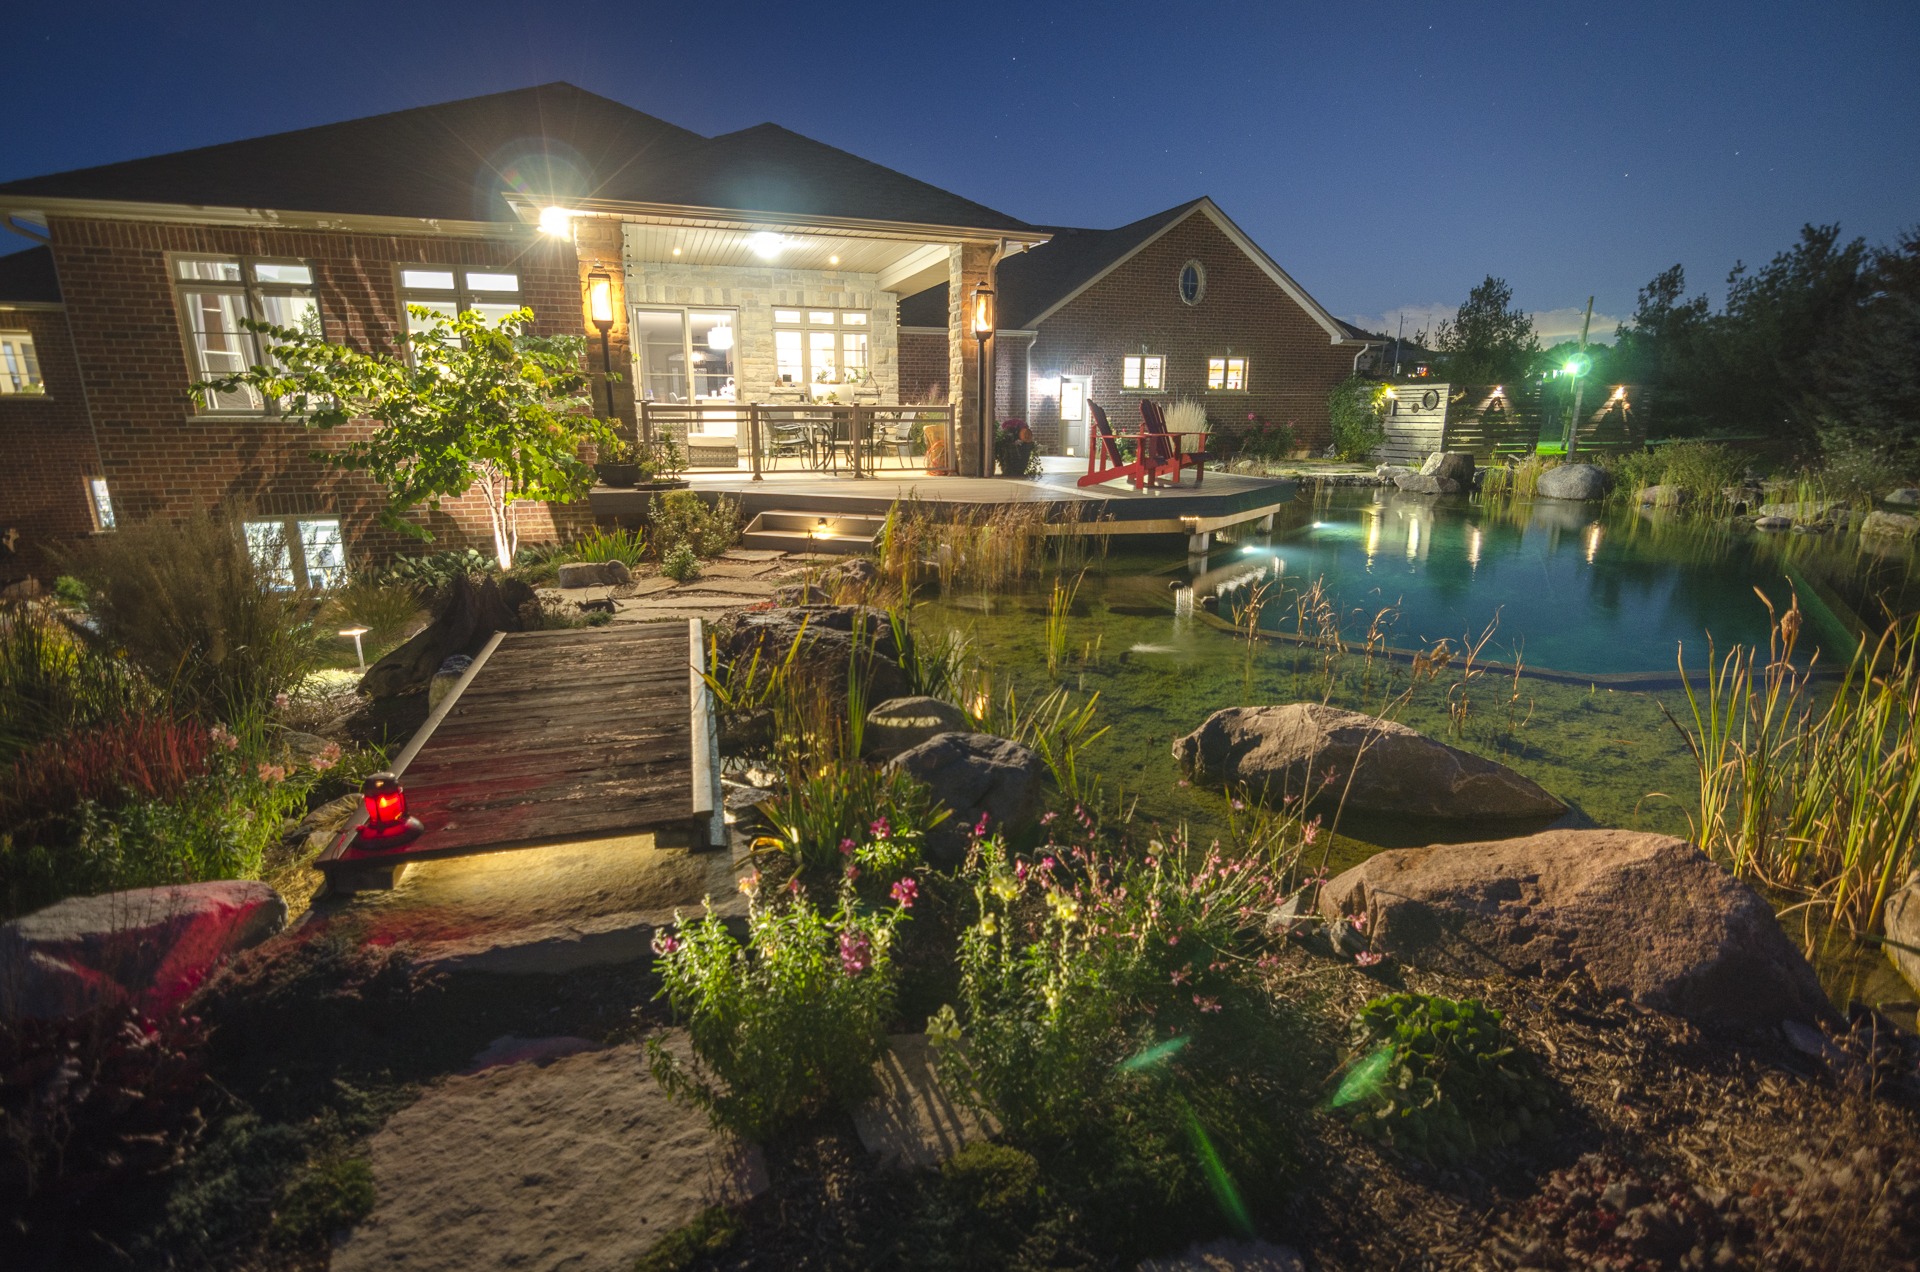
left=1478, top=454, right=1558, bottom=502
left=1665, top=593, right=1920, bottom=940
left=0, top=604, right=147, bottom=764
left=1044, top=571, right=1083, bottom=679
left=875, top=500, right=1101, bottom=596
left=570, top=525, right=647, bottom=566
left=322, top=572, right=424, bottom=653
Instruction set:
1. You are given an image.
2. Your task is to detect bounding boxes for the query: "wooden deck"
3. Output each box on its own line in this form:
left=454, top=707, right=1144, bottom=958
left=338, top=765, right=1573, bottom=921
left=317, top=621, right=723, bottom=886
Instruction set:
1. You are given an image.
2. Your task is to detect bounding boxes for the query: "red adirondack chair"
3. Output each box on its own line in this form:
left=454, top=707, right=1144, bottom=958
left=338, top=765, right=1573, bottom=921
left=1078, top=401, right=1174, bottom=489
left=1139, top=399, right=1211, bottom=486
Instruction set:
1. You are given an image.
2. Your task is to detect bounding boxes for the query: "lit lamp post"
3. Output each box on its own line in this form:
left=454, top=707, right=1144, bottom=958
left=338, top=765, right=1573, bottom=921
left=970, top=282, right=994, bottom=477
left=587, top=268, right=616, bottom=420
left=338, top=625, right=370, bottom=670
left=1561, top=352, right=1591, bottom=456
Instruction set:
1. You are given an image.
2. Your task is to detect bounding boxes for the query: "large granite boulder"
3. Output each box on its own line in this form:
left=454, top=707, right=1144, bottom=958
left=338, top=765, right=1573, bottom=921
left=1861, top=510, right=1919, bottom=539
left=864, top=695, right=972, bottom=759
left=720, top=604, right=912, bottom=704
left=887, top=732, right=1046, bottom=866
left=1421, top=450, right=1476, bottom=486
left=1172, top=704, right=1565, bottom=821
left=1318, top=829, right=1837, bottom=1031
left=361, top=573, right=536, bottom=700
left=1393, top=472, right=1463, bottom=496
left=1, top=881, right=287, bottom=1020
left=1536, top=463, right=1613, bottom=501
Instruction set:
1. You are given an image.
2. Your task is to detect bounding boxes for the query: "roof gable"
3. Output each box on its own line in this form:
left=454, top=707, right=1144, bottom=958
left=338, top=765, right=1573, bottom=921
left=0, top=246, right=60, bottom=304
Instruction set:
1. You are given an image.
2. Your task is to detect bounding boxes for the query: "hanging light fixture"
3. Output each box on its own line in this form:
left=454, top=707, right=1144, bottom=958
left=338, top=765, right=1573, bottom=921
left=357, top=772, right=424, bottom=849
left=707, top=321, right=734, bottom=352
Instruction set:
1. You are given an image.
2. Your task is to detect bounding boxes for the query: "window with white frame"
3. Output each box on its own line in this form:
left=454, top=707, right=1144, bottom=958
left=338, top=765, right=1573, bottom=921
left=88, top=478, right=116, bottom=531
left=1, top=331, right=43, bottom=394
left=397, top=266, right=523, bottom=342
left=244, top=515, right=346, bottom=591
left=1205, top=355, right=1249, bottom=391
left=772, top=309, right=870, bottom=392
left=632, top=308, right=739, bottom=404
left=175, top=256, right=319, bottom=412
left=1120, top=354, right=1164, bottom=391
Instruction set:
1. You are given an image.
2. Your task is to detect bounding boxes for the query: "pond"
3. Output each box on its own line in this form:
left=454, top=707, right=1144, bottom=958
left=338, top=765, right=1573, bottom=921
left=913, top=485, right=1920, bottom=1013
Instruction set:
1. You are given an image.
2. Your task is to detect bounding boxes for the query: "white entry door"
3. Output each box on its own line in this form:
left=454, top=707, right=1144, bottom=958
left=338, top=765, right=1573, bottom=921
left=1058, top=374, right=1091, bottom=456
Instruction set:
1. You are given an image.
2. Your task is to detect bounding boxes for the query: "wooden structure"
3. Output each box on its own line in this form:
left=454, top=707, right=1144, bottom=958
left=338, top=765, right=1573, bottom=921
left=317, top=621, right=723, bottom=889
left=1376, top=380, right=1648, bottom=464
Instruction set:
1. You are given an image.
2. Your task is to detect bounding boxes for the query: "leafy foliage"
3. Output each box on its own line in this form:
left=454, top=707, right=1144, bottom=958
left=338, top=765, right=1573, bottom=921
left=1335, top=992, right=1550, bottom=1162
left=1231, top=412, right=1295, bottom=461
left=649, top=490, right=741, bottom=560
left=378, top=547, right=495, bottom=597
left=647, top=882, right=911, bottom=1139
left=1425, top=275, right=1540, bottom=384
left=761, top=762, right=945, bottom=880
left=569, top=525, right=646, bottom=566
left=660, top=543, right=700, bottom=583
left=192, top=306, right=615, bottom=569
left=1327, top=375, right=1390, bottom=461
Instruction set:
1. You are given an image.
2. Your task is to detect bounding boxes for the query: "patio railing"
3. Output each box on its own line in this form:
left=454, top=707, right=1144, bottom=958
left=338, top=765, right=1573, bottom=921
left=639, top=402, right=956, bottom=478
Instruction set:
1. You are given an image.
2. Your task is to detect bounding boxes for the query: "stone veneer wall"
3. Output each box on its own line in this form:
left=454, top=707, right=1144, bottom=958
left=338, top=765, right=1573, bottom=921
left=620, top=227, right=900, bottom=402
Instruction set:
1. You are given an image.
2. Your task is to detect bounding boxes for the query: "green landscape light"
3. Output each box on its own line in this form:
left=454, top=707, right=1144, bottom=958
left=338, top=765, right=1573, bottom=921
left=1562, top=355, right=1590, bottom=376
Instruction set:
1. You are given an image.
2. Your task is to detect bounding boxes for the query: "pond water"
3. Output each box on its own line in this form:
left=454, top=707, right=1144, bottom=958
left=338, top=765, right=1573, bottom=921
left=913, top=485, right=1919, bottom=1013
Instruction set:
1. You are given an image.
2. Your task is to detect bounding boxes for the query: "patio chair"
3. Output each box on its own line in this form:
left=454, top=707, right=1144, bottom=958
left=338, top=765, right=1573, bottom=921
left=1140, top=399, right=1211, bottom=486
left=1078, top=402, right=1166, bottom=489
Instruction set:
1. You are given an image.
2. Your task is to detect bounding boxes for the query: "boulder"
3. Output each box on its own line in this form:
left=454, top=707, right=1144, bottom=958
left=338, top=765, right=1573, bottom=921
left=1754, top=515, right=1792, bottom=531
left=1883, top=879, right=1920, bottom=997
left=1421, top=450, right=1476, bottom=485
left=1886, top=488, right=1920, bottom=507
left=361, top=573, right=535, bottom=700
left=1536, top=463, right=1613, bottom=501
left=1638, top=484, right=1691, bottom=508
left=828, top=557, right=881, bottom=588
left=1861, top=510, right=1920, bottom=539
left=773, top=582, right=832, bottom=606
left=887, top=732, right=1046, bottom=866
left=1757, top=499, right=1846, bottom=523
left=1317, top=829, right=1837, bottom=1031
left=1393, top=472, right=1463, bottom=496
left=1172, top=703, right=1565, bottom=821
left=720, top=604, right=912, bottom=704
left=556, top=560, right=632, bottom=588
left=864, top=695, right=972, bottom=759
left=1, top=881, right=287, bottom=1020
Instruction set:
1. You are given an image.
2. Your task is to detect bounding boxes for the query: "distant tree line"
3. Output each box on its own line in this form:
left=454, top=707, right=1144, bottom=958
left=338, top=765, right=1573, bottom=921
left=1411, top=224, right=1920, bottom=468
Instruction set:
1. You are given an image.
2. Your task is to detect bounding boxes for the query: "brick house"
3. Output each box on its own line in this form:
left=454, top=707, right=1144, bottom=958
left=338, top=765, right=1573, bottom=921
left=898, top=198, right=1377, bottom=457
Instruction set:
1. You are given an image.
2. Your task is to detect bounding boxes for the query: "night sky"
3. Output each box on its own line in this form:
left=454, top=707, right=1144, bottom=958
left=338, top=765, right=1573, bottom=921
left=5, top=1, right=1915, bottom=343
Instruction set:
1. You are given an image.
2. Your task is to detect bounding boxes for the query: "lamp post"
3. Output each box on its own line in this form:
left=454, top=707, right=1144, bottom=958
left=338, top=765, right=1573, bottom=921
left=1562, top=295, right=1594, bottom=457
left=338, top=625, right=370, bottom=670
left=970, top=282, right=994, bottom=477
left=587, top=268, right=616, bottom=421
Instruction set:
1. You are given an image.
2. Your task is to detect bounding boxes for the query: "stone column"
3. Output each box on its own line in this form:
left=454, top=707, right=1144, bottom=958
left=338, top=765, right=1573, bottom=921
left=947, top=242, right=995, bottom=477
left=570, top=216, right=634, bottom=437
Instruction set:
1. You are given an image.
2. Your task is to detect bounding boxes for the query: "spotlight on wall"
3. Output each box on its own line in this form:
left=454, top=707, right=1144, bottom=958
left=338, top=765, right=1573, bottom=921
left=538, top=206, right=575, bottom=237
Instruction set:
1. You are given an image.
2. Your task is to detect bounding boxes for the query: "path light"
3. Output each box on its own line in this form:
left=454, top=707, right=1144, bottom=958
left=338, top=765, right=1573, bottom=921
left=358, top=772, right=424, bottom=849
left=812, top=517, right=831, bottom=540
left=338, top=624, right=370, bottom=670
left=587, top=268, right=616, bottom=419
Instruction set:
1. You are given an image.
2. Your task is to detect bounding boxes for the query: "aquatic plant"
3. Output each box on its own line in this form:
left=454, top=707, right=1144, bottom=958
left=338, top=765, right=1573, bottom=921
left=1479, top=453, right=1558, bottom=502
left=1332, top=992, right=1550, bottom=1163
left=874, top=499, right=1101, bottom=596
left=648, top=881, right=910, bottom=1139
left=1044, top=571, right=1083, bottom=679
left=1667, top=593, right=1920, bottom=940
left=958, top=670, right=1111, bottom=809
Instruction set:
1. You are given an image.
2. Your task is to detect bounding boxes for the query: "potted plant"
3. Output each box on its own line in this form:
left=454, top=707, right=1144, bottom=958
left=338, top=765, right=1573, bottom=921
left=595, top=437, right=641, bottom=487
left=995, top=419, right=1040, bottom=477
left=635, top=435, right=691, bottom=491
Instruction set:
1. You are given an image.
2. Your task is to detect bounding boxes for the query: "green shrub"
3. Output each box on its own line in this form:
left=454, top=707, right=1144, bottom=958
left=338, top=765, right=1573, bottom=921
left=268, top=1154, right=375, bottom=1248
left=52, top=575, right=90, bottom=608
left=649, top=490, right=740, bottom=560
left=1333, top=992, right=1551, bottom=1163
left=647, top=882, right=911, bottom=1139
left=660, top=543, right=700, bottom=583
left=762, top=761, right=944, bottom=880
left=0, top=603, right=147, bottom=764
left=634, top=1205, right=743, bottom=1272
left=571, top=525, right=646, bottom=566
left=1328, top=376, right=1390, bottom=461
left=1657, top=440, right=1748, bottom=509
left=322, top=574, right=424, bottom=653
left=378, top=547, right=494, bottom=597
left=68, top=512, right=322, bottom=717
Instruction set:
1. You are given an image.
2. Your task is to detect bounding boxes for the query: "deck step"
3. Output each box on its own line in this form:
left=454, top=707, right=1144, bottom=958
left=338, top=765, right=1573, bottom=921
left=742, top=509, right=885, bottom=556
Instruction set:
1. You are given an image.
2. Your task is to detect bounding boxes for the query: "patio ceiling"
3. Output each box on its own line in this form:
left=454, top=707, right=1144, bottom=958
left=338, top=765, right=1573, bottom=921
left=622, top=220, right=957, bottom=293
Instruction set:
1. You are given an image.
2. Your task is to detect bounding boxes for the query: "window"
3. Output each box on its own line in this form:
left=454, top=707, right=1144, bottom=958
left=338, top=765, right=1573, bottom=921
left=397, top=266, right=523, bottom=341
left=1120, top=354, right=1164, bottom=391
left=1179, top=260, right=1206, bottom=305
left=633, top=308, right=739, bottom=405
left=0, top=331, right=43, bottom=394
left=244, top=515, right=346, bottom=591
left=772, top=310, right=870, bottom=392
left=88, top=478, right=115, bottom=531
left=1206, top=356, right=1249, bottom=391
left=173, top=256, right=319, bottom=412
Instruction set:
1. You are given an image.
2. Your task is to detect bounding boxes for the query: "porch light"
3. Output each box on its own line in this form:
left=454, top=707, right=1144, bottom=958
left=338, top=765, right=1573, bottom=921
left=587, top=271, right=615, bottom=329
left=970, top=283, right=995, bottom=336
left=538, top=206, right=574, bottom=237
left=748, top=232, right=787, bottom=259
left=358, top=772, right=424, bottom=849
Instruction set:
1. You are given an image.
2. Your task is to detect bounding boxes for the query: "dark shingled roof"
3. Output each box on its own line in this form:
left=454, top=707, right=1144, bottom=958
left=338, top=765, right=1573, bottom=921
left=0, top=246, right=60, bottom=304
left=0, top=83, right=1035, bottom=235
left=898, top=199, right=1207, bottom=329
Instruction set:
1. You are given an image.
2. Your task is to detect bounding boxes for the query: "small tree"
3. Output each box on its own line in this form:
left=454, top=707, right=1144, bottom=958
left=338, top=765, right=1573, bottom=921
left=1427, top=276, right=1539, bottom=384
left=1327, top=375, right=1391, bottom=461
left=194, top=306, right=613, bottom=569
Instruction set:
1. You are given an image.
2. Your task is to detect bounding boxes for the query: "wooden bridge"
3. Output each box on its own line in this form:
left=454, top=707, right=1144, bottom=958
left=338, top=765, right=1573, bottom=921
left=317, top=620, right=724, bottom=889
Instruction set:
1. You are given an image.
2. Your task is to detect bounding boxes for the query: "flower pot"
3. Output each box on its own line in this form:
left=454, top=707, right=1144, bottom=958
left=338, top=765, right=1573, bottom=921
left=596, top=462, right=641, bottom=488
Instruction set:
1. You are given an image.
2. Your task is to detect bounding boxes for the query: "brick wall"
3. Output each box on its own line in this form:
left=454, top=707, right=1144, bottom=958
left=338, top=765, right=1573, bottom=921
left=33, top=216, right=593, bottom=574
left=898, top=327, right=949, bottom=404
left=0, top=305, right=101, bottom=579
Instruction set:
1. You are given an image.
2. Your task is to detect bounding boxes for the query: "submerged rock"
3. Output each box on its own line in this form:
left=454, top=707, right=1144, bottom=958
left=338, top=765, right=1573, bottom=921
left=1172, top=703, right=1565, bottom=821
left=887, top=732, right=1045, bottom=866
left=1, top=881, right=286, bottom=1020
left=1754, top=515, right=1792, bottom=531
left=1536, top=463, right=1613, bottom=501
left=1317, top=829, right=1837, bottom=1031
left=1638, top=483, right=1691, bottom=508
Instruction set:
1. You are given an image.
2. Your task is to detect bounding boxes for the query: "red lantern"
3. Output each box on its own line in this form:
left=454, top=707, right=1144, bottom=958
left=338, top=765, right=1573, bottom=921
left=357, top=771, right=424, bottom=848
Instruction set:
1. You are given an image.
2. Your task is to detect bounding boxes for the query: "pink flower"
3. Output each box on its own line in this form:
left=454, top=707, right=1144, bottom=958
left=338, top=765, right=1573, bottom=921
left=1230, top=798, right=1246, bottom=811
left=973, top=811, right=991, bottom=838
left=256, top=762, right=287, bottom=784
left=1302, top=819, right=1320, bottom=845
left=1176, top=778, right=1191, bottom=788
left=890, top=877, right=919, bottom=909
left=1194, top=994, right=1222, bottom=1014
left=869, top=816, right=891, bottom=838
left=1355, top=950, right=1384, bottom=968
left=838, top=930, right=872, bottom=976
left=1040, top=811, right=1057, bottom=825
left=845, top=863, right=861, bottom=881
left=273, top=692, right=290, bottom=712
left=209, top=725, right=239, bottom=752
left=1015, top=860, right=1029, bottom=882
left=651, top=932, right=681, bottom=956
left=1349, top=910, right=1368, bottom=931
left=312, top=742, right=342, bottom=772
left=839, top=837, right=856, bottom=855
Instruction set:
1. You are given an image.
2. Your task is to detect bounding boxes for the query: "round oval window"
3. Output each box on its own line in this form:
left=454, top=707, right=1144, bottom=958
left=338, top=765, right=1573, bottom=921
left=1179, top=261, right=1205, bottom=305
